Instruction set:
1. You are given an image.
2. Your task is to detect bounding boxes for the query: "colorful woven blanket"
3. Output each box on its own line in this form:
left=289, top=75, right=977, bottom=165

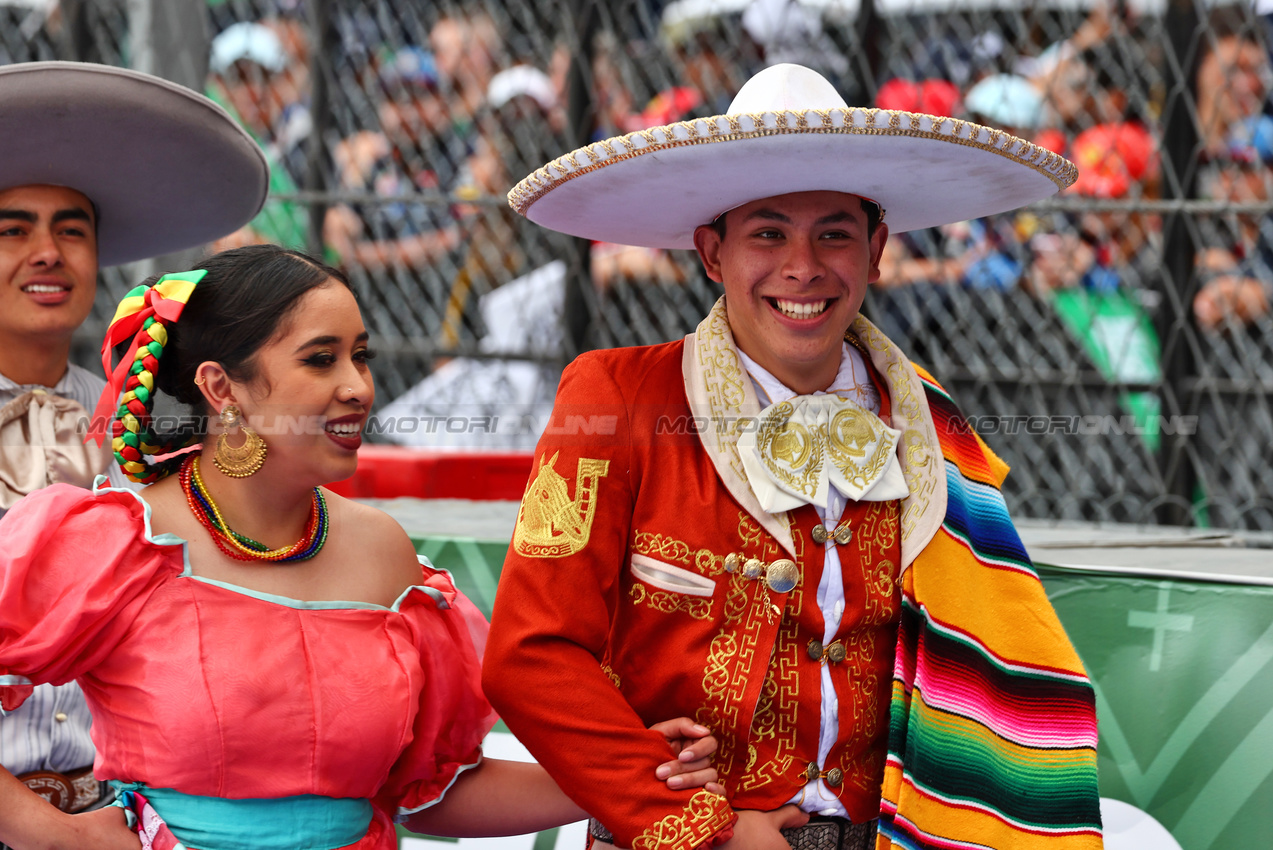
left=878, top=369, right=1103, bottom=849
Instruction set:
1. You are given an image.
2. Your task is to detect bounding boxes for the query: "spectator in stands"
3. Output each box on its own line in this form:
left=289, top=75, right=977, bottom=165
left=325, top=9, right=507, bottom=278
left=324, top=45, right=463, bottom=273
left=375, top=58, right=690, bottom=452
left=1029, top=122, right=1159, bottom=295
left=659, top=14, right=747, bottom=117
left=740, top=0, right=848, bottom=84
left=430, top=10, right=502, bottom=133
left=1026, top=1, right=1128, bottom=136
left=1027, top=121, right=1164, bottom=447
left=209, top=20, right=311, bottom=187
left=440, top=64, right=565, bottom=350
left=1194, top=115, right=1273, bottom=329
left=870, top=78, right=1026, bottom=292
left=206, top=19, right=311, bottom=251
left=965, top=73, right=1044, bottom=139
left=1195, top=22, right=1270, bottom=157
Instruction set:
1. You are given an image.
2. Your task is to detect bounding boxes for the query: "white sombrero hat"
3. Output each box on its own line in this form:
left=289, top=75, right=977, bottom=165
left=509, top=63, right=1077, bottom=249
left=0, top=61, right=269, bottom=266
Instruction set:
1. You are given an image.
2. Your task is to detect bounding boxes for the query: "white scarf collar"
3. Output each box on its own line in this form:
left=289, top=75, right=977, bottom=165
left=735, top=344, right=909, bottom=513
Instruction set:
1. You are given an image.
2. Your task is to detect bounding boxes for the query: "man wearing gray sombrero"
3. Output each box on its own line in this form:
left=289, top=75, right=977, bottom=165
left=484, top=65, right=1103, bottom=850
left=0, top=60, right=267, bottom=840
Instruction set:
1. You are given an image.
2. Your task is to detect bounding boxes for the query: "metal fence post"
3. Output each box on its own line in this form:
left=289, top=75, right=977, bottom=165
left=58, top=0, right=98, bottom=62
left=126, top=0, right=211, bottom=280
left=304, top=0, right=335, bottom=259
left=562, top=0, right=599, bottom=358
left=853, top=0, right=880, bottom=104
left=1157, top=0, right=1201, bottom=525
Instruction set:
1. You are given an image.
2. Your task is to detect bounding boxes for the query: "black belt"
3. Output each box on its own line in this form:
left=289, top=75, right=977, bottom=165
left=781, top=815, right=878, bottom=850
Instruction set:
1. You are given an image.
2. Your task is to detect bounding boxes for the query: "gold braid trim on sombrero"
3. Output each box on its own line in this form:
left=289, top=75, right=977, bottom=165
left=508, top=107, right=1078, bottom=215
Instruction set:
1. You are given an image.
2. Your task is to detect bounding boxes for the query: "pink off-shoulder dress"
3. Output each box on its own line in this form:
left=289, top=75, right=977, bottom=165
left=0, top=482, right=497, bottom=849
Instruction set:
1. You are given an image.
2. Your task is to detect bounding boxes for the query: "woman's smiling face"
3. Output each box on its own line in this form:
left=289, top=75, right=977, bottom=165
left=231, top=282, right=375, bottom=485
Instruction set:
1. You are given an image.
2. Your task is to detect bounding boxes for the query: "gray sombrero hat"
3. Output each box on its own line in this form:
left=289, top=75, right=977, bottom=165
left=0, top=61, right=269, bottom=266
left=509, top=63, right=1076, bottom=249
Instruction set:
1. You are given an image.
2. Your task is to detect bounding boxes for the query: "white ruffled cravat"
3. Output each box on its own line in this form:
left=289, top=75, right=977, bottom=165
left=736, top=346, right=909, bottom=514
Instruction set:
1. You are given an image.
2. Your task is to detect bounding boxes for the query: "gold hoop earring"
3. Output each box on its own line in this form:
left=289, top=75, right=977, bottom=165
left=214, top=405, right=267, bottom=477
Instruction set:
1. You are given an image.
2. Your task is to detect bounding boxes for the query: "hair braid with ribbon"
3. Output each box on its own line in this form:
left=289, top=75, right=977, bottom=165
left=90, top=270, right=208, bottom=483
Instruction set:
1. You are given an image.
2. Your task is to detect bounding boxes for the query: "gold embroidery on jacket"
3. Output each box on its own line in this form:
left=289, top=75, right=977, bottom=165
left=698, top=514, right=795, bottom=785
left=632, top=530, right=694, bottom=566
left=856, top=501, right=900, bottom=627
left=513, top=451, right=610, bottom=557
left=699, top=572, right=760, bottom=782
left=833, top=500, right=902, bottom=794
left=633, top=530, right=729, bottom=580
left=630, top=583, right=713, bottom=620
left=737, top=512, right=767, bottom=550
left=632, top=789, right=734, bottom=850
left=697, top=548, right=728, bottom=576
left=742, top=594, right=801, bottom=792
left=600, top=663, right=621, bottom=689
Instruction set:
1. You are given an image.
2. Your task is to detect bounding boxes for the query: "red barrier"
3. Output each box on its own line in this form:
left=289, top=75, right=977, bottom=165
left=327, top=446, right=533, bottom=501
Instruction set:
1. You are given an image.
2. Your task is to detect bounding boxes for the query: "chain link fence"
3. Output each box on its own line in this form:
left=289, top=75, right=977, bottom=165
left=6, top=0, right=1273, bottom=530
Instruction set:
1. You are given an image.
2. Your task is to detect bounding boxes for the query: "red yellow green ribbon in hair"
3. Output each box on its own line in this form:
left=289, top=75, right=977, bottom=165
left=87, top=270, right=207, bottom=482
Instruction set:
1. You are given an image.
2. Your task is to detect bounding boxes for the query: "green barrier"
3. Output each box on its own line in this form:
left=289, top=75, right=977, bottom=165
left=1038, top=564, right=1273, bottom=850
left=413, top=535, right=507, bottom=618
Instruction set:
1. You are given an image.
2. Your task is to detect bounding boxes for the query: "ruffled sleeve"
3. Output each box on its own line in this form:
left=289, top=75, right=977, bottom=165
left=0, top=483, right=178, bottom=711
left=377, top=561, right=498, bottom=821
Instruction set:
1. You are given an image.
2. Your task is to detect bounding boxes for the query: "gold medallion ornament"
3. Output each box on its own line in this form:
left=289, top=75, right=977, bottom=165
left=513, top=451, right=611, bottom=557
left=738, top=394, right=908, bottom=513
left=214, top=405, right=267, bottom=477
left=828, top=407, right=893, bottom=491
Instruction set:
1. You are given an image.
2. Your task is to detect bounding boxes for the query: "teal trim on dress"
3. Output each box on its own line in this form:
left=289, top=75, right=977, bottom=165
left=393, top=756, right=482, bottom=822
left=111, top=782, right=372, bottom=850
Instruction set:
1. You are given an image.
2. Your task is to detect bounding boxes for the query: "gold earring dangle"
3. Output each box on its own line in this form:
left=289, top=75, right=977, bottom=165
left=214, top=404, right=267, bottom=477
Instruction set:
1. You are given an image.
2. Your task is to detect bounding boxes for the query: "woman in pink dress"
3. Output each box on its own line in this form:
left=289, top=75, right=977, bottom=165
left=0, top=245, right=719, bottom=850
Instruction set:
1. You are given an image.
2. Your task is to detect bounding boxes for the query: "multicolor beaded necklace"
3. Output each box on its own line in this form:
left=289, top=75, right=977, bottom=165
left=180, top=456, right=329, bottom=562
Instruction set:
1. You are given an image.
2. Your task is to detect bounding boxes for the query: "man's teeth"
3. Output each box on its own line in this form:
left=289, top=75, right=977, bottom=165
left=326, top=422, right=362, bottom=435
left=23, top=285, right=66, bottom=294
left=775, top=299, right=828, bottom=319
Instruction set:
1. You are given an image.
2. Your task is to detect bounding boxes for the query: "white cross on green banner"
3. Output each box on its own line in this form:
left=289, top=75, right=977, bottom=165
left=1038, top=564, right=1273, bottom=849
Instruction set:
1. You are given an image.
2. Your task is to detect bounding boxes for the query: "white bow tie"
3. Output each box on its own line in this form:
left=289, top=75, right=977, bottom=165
left=737, top=393, right=910, bottom=514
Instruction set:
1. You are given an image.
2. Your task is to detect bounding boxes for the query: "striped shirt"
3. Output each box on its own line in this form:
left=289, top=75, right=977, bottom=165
left=0, top=362, right=124, bottom=776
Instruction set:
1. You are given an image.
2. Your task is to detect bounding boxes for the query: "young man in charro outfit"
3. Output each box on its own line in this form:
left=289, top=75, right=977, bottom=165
left=0, top=61, right=267, bottom=839
left=483, top=65, right=1104, bottom=850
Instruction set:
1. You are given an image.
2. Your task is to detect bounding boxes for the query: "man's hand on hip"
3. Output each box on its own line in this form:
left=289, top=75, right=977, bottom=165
left=718, top=805, right=809, bottom=850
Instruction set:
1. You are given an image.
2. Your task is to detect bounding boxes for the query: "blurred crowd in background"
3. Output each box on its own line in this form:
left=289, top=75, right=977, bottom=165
left=4, top=0, right=1273, bottom=529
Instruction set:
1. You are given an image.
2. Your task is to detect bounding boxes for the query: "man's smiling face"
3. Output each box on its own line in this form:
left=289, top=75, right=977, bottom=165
left=693, top=190, right=887, bottom=394
left=0, top=184, right=98, bottom=348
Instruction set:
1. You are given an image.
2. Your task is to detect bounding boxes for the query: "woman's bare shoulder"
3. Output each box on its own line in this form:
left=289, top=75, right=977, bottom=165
left=324, top=492, right=425, bottom=580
